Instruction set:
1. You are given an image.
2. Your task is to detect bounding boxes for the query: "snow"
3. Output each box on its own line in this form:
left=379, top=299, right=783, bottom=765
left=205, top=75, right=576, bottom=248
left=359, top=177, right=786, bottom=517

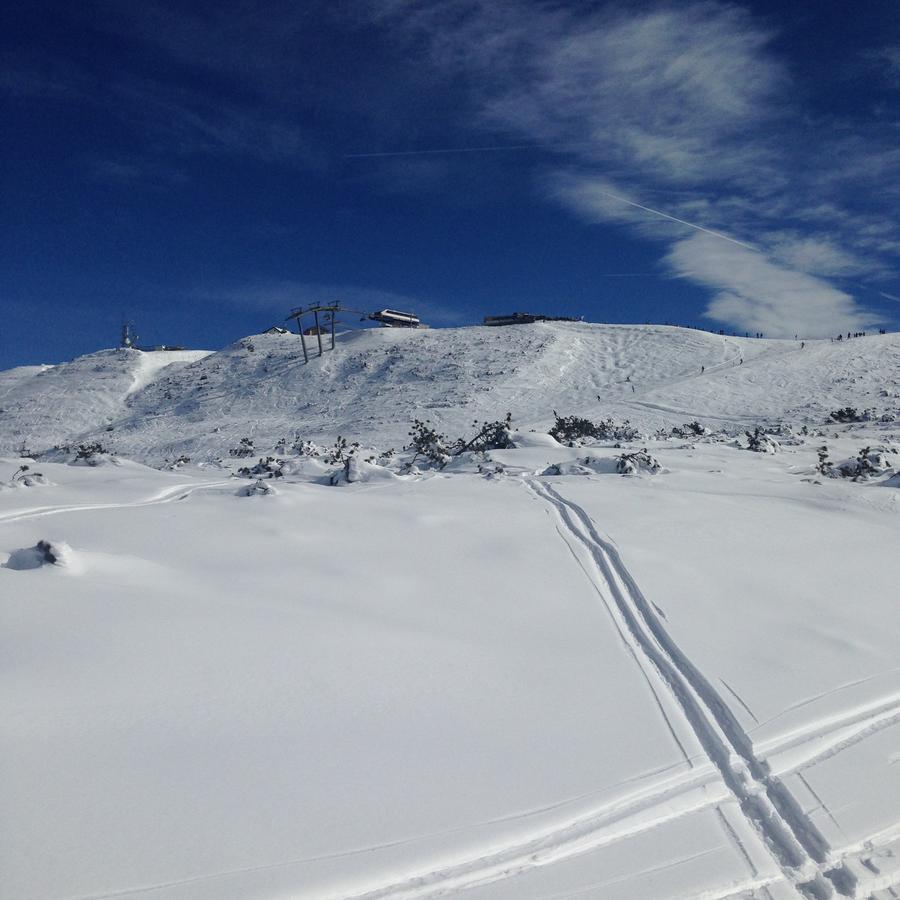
left=1, top=324, right=899, bottom=899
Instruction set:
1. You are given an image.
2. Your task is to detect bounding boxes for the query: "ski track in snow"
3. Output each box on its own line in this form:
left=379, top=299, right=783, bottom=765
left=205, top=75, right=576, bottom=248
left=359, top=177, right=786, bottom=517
left=50, top=672, right=900, bottom=900
left=6, top=473, right=900, bottom=899
left=524, top=477, right=853, bottom=900
left=0, top=480, right=233, bottom=526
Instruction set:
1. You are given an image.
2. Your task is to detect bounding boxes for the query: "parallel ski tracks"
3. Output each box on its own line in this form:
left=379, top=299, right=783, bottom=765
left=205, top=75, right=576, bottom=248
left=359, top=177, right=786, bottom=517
left=525, top=477, right=853, bottom=899
left=9, top=474, right=897, bottom=898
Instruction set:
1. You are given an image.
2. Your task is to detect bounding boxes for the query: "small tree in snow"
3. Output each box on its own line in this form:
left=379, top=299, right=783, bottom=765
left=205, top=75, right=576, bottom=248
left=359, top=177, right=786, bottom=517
left=745, top=428, right=779, bottom=453
left=815, top=446, right=832, bottom=476
left=406, top=419, right=452, bottom=469
left=454, top=413, right=514, bottom=454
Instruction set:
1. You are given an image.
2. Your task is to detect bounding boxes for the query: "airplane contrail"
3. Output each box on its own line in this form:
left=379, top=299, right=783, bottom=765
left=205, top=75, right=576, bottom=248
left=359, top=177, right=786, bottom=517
left=593, top=190, right=759, bottom=252
left=343, top=144, right=757, bottom=252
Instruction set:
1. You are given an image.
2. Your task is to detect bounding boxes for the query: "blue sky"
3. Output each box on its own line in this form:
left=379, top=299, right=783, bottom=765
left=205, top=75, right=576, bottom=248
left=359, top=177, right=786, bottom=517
left=2, top=0, right=899, bottom=368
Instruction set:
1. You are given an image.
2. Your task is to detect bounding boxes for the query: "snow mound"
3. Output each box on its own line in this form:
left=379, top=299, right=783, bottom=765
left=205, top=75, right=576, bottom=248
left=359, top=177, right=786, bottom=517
left=616, top=449, right=663, bottom=475
left=236, top=479, right=277, bottom=497
left=3, top=540, right=75, bottom=570
left=330, top=456, right=401, bottom=485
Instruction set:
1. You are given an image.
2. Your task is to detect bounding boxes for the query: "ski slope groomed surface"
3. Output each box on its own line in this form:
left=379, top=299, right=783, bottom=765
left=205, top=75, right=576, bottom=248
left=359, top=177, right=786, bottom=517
left=1, top=324, right=899, bottom=900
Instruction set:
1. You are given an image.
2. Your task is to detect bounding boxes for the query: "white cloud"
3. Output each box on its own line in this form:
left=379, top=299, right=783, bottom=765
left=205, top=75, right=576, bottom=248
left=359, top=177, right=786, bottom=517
left=666, top=234, right=871, bottom=338
left=377, top=0, right=900, bottom=336
left=764, top=233, right=873, bottom=278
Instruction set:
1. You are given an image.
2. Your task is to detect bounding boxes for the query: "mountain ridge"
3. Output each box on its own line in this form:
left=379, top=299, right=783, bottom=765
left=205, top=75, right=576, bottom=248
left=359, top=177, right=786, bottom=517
left=1, top=323, right=897, bottom=463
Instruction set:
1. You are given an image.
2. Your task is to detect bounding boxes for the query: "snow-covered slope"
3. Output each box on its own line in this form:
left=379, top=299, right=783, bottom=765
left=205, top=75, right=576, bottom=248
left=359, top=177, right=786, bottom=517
left=1, top=325, right=897, bottom=463
left=0, top=348, right=209, bottom=456
left=2, top=325, right=899, bottom=900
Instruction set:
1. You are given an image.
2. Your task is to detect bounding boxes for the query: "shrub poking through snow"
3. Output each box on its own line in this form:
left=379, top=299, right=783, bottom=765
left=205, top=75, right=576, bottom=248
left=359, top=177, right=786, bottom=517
left=292, top=438, right=325, bottom=458
left=5, top=539, right=74, bottom=569
left=36, top=540, right=62, bottom=564
left=616, top=449, right=662, bottom=475
left=406, top=419, right=453, bottom=469
left=10, top=464, right=48, bottom=487
left=75, top=442, right=107, bottom=460
left=406, top=414, right=515, bottom=469
left=454, top=413, right=514, bottom=454
left=237, top=457, right=284, bottom=479
left=71, top=442, right=116, bottom=466
left=744, top=428, right=780, bottom=453
left=229, top=437, right=255, bottom=458
left=549, top=413, right=640, bottom=446
left=549, top=414, right=601, bottom=445
left=829, top=407, right=881, bottom=424
left=322, top=436, right=360, bottom=465
left=671, top=421, right=707, bottom=438
left=815, top=446, right=832, bottom=476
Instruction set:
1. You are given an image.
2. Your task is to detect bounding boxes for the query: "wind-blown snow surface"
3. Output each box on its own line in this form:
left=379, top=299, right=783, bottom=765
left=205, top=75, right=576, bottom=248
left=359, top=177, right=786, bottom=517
left=2, top=324, right=900, bottom=900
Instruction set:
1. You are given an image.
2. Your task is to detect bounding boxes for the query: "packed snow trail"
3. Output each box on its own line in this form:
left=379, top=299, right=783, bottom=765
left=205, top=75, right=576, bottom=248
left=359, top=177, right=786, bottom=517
left=524, top=477, right=855, bottom=900
left=0, top=480, right=233, bottom=526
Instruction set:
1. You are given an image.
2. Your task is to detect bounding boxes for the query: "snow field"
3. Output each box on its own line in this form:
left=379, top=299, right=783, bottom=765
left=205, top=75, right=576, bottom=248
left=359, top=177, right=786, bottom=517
left=1, top=323, right=899, bottom=899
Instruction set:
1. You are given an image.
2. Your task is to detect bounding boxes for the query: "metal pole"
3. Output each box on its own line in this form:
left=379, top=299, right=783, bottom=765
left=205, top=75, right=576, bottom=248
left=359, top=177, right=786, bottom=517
left=330, top=310, right=336, bottom=350
left=297, top=316, right=309, bottom=363
left=314, top=309, right=324, bottom=356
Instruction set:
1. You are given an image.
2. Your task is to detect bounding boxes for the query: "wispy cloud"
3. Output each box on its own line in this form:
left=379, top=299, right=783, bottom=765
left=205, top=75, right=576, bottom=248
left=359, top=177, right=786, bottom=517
left=666, top=234, right=870, bottom=337
left=373, top=0, right=899, bottom=336
left=86, top=156, right=188, bottom=189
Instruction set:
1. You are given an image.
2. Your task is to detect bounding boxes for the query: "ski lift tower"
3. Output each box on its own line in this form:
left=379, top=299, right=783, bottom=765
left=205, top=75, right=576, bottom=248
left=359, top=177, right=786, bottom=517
left=285, top=303, right=341, bottom=362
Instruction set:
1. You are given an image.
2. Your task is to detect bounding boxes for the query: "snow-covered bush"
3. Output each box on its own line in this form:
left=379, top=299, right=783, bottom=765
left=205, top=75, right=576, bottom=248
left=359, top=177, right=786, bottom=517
left=164, top=455, right=191, bottom=469
left=670, top=421, right=707, bottom=438
left=291, top=438, right=325, bottom=458
left=237, top=457, right=284, bottom=479
left=322, top=436, right=360, bottom=465
left=8, top=464, right=49, bottom=487
left=815, top=445, right=832, bottom=476
left=5, top=540, right=74, bottom=569
left=71, top=442, right=117, bottom=466
left=405, top=415, right=515, bottom=469
left=549, top=413, right=640, bottom=446
left=455, top=413, right=515, bottom=454
left=829, top=446, right=896, bottom=480
left=829, top=407, right=878, bottom=423
left=744, top=428, right=780, bottom=454
left=616, top=449, right=662, bottom=475
left=406, top=419, right=452, bottom=469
